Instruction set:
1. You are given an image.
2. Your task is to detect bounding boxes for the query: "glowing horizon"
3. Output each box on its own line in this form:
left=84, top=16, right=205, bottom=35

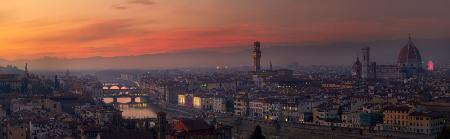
left=1, top=0, right=449, bottom=60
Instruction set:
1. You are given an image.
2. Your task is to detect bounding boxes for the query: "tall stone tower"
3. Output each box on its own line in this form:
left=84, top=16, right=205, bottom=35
left=361, top=47, right=370, bottom=79
left=252, top=41, right=262, bottom=73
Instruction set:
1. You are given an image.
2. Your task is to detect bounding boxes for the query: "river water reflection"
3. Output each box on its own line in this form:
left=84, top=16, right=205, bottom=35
left=103, top=97, right=157, bottom=119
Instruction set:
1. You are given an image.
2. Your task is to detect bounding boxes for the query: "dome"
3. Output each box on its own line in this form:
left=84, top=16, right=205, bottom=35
left=398, top=36, right=422, bottom=66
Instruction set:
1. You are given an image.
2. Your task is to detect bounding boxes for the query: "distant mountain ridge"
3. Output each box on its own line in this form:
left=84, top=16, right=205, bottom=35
left=1, top=38, right=449, bottom=70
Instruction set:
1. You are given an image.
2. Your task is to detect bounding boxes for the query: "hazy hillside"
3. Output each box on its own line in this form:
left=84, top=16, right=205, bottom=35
left=2, top=38, right=449, bottom=70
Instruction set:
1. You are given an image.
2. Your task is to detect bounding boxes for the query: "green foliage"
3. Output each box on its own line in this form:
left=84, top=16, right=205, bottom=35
left=436, top=126, right=450, bottom=139
left=337, top=106, right=343, bottom=116
left=249, top=125, right=266, bottom=139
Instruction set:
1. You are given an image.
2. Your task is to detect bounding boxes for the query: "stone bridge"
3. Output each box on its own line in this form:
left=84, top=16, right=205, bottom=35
left=101, top=83, right=149, bottom=104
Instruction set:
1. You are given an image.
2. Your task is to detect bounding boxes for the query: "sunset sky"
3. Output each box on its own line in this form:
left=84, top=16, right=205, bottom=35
left=1, top=0, right=449, bottom=60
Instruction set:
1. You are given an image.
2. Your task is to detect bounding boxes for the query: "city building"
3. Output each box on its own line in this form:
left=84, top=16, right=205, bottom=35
left=0, top=74, right=23, bottom=93
left=212, top=96, right=227, bottom=113
left=383, top=105, right=445, bottom=134
left=249, top=99, right=265, bottom=119
left=178, top=93, right=193, bottom=107
left=233, top=96, right=249, bottom=117
left=352, top=56, right=362, bottom=79
left=352, top=36, right=424, bottom=79
left=6, top=123, right=27, bottom=139
left=10, top=98, right=62, bottom=113
left=263, top=98, right=284, bottom=121
left=282, top=98, right=300, bottom=122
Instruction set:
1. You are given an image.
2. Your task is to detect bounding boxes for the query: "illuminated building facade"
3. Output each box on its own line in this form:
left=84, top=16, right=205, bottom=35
left=178, top=94, right=195, bottom=107
left=178, top=94, right=186, bottom=106
left=193, top=96, right=202, bottom=109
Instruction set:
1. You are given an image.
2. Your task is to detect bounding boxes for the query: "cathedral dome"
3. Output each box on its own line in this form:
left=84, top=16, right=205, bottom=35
left=398, top=36, right=422, bottom=66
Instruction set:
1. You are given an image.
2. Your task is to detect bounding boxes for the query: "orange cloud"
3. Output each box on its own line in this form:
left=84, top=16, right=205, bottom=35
left=1, top=19, right=278, bottom=60
left=2, top=17, right=450, bottom=60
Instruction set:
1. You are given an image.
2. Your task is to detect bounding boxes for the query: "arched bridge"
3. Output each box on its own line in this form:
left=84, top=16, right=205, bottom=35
left=100, top=83, right=149, bottom=104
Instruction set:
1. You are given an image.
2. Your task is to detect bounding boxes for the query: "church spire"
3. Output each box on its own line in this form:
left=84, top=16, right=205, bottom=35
left=269, top=61, right=273, bottom=71
left=25, top=63, right=29, bottom=77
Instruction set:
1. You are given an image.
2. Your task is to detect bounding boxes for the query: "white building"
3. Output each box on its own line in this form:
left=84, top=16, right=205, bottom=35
left=212, top=97, right=227, bottom=113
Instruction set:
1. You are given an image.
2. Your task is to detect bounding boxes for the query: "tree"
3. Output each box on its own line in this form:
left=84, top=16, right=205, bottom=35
left=436, top=126, right=450, bottom=139
left=249, top=125, right=266, bottom=139
left=337, top=106, right=343, bottom=116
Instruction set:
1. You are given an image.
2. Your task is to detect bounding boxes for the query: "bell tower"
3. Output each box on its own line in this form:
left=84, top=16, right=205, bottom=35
left=252, top=41, right=262, bottom=73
